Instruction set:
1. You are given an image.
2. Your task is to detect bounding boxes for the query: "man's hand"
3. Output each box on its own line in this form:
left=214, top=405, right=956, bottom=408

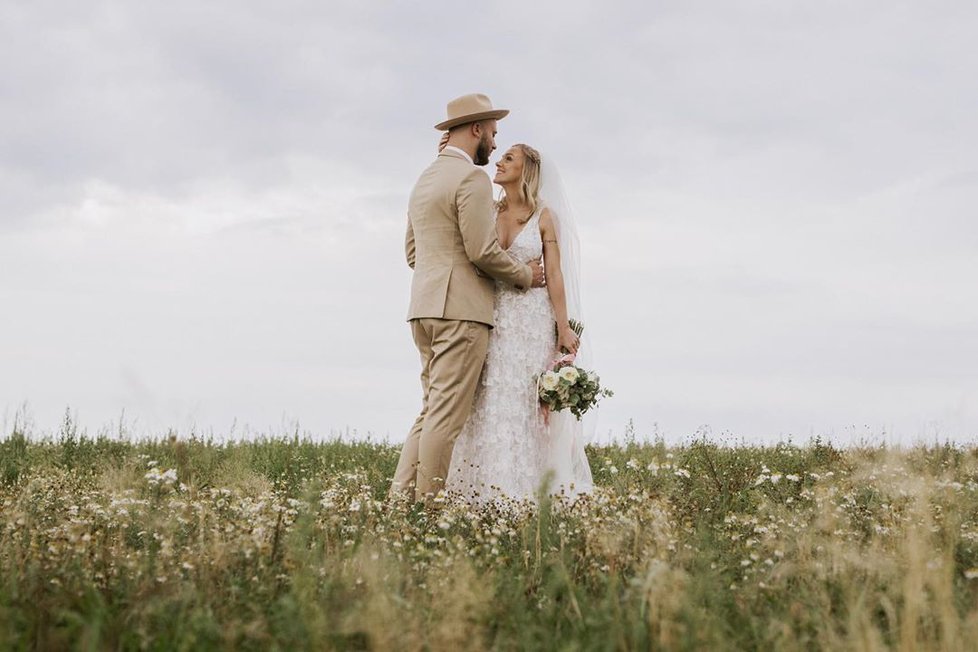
left=529, top=257, right=546, bottom=288
left=438, top=132, right=449, bottom=153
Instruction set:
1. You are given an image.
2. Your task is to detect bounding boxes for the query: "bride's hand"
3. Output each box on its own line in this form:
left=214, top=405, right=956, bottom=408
left=557, top=326, right=580, bottom=355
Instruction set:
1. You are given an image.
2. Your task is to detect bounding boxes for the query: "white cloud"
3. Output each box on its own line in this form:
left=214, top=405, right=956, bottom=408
left=2, top=0, right=976, bottom=442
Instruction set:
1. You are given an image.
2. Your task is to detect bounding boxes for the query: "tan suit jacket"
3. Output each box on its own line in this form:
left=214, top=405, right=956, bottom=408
left=405, top=149, right=532, bottom=326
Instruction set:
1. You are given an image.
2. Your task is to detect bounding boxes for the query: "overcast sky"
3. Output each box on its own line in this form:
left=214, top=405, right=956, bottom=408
left=2, top=0, right=976, bottom=444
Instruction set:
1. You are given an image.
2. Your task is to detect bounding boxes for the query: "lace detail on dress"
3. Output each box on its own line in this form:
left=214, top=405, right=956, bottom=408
left=447, top=210, right=561, bottom=505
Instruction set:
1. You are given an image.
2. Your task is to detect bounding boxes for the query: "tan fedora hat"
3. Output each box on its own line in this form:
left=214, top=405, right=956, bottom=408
left=434, top=93, right=509, bottom=131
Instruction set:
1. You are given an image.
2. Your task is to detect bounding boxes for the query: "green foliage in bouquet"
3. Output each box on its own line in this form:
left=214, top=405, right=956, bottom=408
left=537, top=359, right=613, bottom=420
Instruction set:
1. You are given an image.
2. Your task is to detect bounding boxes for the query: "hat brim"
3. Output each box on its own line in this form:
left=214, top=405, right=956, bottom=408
left=434, top=109, right=509, bottom=131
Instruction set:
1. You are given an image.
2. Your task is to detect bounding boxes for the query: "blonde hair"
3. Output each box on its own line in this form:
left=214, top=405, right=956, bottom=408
left=497, top=144, right=542, bottom=222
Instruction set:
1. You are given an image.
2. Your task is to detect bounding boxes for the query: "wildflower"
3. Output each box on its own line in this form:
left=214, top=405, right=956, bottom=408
left=145, top=467, right=178, bottom=487
left=964, top=569, right=978, bottom=580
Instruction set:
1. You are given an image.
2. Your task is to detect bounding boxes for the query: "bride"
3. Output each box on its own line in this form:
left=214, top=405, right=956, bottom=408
left=445, top=143, right=595, bottom=505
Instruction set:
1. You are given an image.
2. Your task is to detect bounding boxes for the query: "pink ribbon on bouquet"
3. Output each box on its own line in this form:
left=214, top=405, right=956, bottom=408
left=540, top=404, right=551, bottom=426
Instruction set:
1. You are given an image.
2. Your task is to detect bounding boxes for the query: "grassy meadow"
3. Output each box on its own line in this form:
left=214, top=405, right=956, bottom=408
left=2, top=420, right=978, bottom=650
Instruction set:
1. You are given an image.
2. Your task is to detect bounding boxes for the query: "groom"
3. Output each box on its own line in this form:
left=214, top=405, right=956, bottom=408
left=391, top=93, right=546, bottom=505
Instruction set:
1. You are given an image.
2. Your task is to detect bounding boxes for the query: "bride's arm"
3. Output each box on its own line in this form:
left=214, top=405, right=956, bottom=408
left=540, top=209, right=580, bottom=355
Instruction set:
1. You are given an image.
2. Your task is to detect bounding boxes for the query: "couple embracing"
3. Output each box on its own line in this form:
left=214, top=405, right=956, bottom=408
left=391, top=93, right=594, bottom=508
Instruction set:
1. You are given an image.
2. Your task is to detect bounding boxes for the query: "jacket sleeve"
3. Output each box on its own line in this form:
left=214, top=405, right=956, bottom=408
left=457, top=170, right=532, bottom=289
left=405, top=214, right=416, bottom=269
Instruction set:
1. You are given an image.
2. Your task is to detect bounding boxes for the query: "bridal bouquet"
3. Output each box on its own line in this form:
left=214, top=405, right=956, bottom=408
left=537, top=354, right=613, bottom=420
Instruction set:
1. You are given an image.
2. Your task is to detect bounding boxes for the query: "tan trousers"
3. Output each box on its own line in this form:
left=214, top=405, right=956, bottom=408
left=391, top=318, right=489, bottom=504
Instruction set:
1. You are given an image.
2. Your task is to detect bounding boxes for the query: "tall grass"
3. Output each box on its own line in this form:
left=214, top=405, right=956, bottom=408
left=1, top=423, right=978, bottom=650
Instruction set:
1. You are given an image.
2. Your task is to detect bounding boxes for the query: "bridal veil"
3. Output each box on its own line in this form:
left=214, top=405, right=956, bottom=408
left=538, top=155, right=596, bottom=497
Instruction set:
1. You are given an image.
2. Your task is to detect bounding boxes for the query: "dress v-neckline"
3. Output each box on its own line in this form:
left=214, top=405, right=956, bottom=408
left=499, top=209, right=537, bottom=251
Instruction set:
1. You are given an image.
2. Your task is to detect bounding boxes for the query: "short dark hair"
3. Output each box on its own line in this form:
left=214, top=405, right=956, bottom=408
left=449, top=119, right=491, bottom=135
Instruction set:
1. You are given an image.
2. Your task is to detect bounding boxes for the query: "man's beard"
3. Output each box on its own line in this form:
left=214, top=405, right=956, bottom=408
left=474, top=134, right=492, bottom=166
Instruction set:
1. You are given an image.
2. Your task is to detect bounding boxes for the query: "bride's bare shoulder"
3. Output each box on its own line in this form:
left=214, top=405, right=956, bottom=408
left=538, top=207, right=556, bottom=235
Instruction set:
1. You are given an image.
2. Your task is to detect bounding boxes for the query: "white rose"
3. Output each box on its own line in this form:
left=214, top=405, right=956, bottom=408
left=558, top=366, right=580, bottom=383
left=540, top=371, right=559, bottom=391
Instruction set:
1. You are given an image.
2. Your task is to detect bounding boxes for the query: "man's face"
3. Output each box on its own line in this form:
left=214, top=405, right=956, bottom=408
left=474, top=120, right=497, bottom=166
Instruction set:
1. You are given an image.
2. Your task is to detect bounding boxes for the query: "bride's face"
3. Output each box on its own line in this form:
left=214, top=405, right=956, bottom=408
left=493, top=147, right=523, bottom=185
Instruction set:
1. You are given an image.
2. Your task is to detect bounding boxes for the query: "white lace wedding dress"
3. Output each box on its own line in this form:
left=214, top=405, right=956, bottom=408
left=446, top=208, right=593, bottom=505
